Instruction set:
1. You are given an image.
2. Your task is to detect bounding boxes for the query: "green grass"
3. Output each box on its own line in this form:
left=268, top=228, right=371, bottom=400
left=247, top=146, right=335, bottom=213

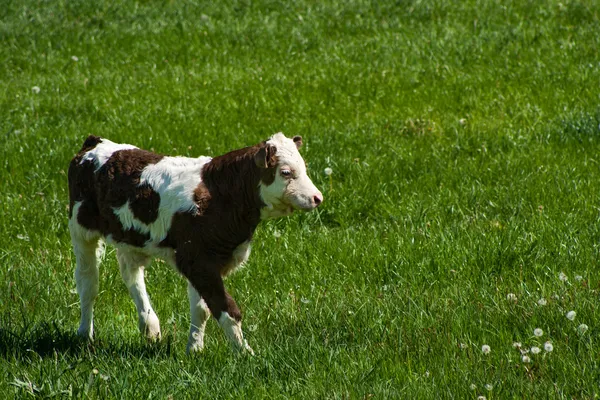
left=1, top=0, right=600, bottom=397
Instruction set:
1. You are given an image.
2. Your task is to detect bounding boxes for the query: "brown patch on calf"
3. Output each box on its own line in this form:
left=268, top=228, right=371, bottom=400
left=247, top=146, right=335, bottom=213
left=254, top=143, right=278, bottom=185
left=292, top=135, right=303, bottom=149
left=160, top=142, right=279, bottom=322
left=130, top=184, right=161, bottom=224
left=69, top=141, right=165, bottom=246
left=68, top=135, right=103, bottom=218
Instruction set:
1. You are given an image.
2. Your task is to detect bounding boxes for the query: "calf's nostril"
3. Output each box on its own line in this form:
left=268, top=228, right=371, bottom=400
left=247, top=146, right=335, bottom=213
left=313, top=195, right=322, bottom=206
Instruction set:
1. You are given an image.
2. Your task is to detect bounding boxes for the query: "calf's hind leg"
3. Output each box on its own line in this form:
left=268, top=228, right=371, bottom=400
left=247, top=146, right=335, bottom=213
left=117, top=248, right=161, bottom=340
left=72, top=236, right=102, bottom=340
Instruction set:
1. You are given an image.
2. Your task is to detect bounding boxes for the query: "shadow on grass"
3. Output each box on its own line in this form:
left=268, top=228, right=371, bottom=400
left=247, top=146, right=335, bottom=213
left=0, top=321, right=177, bottom=360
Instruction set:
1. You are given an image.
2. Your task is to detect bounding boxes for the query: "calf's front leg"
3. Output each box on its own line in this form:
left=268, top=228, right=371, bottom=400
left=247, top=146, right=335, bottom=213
left=186, top=282, right=210, bottom=353
left=187, top=269, right=254, bottom=355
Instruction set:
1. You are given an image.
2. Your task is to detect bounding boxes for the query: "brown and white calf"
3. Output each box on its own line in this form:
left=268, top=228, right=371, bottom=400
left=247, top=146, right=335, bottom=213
left=68, top=133, right=322, bottom=354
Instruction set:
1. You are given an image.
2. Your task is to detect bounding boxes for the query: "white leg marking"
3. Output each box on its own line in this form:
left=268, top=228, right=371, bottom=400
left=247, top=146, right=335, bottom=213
left=117, top=248, right=161, bottom=340
left=218, top=312, right=254, bottom=355
left=186, top=283, right=210, bottom=353
left=69, top=203, right=101, bottom=340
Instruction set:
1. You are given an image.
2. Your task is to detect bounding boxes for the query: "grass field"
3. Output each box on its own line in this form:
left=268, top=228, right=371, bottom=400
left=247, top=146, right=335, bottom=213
left=1, top=0, right=600, bottom=398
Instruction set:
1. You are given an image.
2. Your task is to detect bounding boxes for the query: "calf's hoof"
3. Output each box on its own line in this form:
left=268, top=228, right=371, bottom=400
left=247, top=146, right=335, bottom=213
left=77, top=325, right=94, bottom=341
left=239, top=340, right=255, bottom=356
left=139, top=313, right=161, bottom=341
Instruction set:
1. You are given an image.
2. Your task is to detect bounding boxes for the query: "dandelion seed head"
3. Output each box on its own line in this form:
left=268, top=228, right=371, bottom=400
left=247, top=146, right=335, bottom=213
left=31, top=86, right=40, bottom=94
left=537, top=298, right=547, bottom=306
left=566, top=311, right=576, bottom=321
left=273, top=230, right=281, bottom=238
left=506, top=293, right=517, bottom=302
left=534, top=328, right=543, bottom=337
left=470, top=384, right=477, bottom=391
left=544, top=341, right=553, bottom=352
left=485, top=384, right=493, bottom=391
left=575, top=275, right=583, bottom=282
left=460, top=343, right=468, bottom=349
left=481, top=344, right=491, bottom=354
left=522, top=355, right=531, bottom=363
left=71, top=55, right=79, bottom=62
left=512, top=342, right=522, bottom=348
left=559, top=272, right=568, bottom=282
left=459, top=118, right=467, bottom=125
left=578, top=324, right=588, bottom=334
left=477, top=396, right=487, bottom=400
left=324, top=167, right=333, bottom=176
left=530, top=346, right=541, bottom=354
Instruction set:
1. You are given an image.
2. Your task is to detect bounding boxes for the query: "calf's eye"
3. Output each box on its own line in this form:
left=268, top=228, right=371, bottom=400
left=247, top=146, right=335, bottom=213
left=281, top=169, right=292, bottom=177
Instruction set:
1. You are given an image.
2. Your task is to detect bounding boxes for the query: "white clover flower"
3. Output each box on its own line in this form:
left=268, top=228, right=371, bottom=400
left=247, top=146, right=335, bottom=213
left=459, top=118, right=467, bottom=125
left=537, top=298, right=547, bottom=306
left=506, top=293, right=517, bottom=302
left=522, top=355, right=531, bottom=363
left=470, top=383, right=477, bottom=391
left=559, top=272, right=568, bottom=282
left=485, top=384, right=493, bottom=391
left=477, top=396, right=487, bottom=400
left=324, top=167, right=333, bottom=176
left=534, top=328, right=543, bottom=337
left=530, top=346, right=541, bottom=354
left=575, top=275, right=583, bottom=282
left=273, top=230, right=281, bottom=238
left=31, top=86, right=40, bottom=94
left=481, top=344, right=491, bottom=354
left=566, top=311, right=576, bottom=321
left=544, top=341, right=553, bottom=352
left=71, top=55, right=79, bottom=62
left=578, top=324, right=588, bottom=334
left=512, top=342, right=522, bottom=348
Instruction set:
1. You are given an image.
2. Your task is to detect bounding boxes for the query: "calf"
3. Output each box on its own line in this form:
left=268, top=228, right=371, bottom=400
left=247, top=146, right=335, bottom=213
left=68, top=133, right=323, bottom=354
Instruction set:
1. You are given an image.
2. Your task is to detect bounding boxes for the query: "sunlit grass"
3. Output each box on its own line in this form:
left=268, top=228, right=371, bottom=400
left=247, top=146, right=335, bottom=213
left=1, top=0, right=599, bottom=398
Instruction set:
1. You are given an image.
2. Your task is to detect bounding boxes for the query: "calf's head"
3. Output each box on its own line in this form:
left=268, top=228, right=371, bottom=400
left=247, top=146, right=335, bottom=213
left=255, top=133, right=323, bottom=219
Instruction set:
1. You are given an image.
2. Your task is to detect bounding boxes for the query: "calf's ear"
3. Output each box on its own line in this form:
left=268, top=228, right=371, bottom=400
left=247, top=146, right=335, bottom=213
left=255, top=144, right=278, bottom=168
left=293, top=135, right=303, bottom=149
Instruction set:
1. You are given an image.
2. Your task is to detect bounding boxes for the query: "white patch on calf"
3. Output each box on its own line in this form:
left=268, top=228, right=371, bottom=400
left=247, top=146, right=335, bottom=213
left=140, top=155, right=212, bottom=215
left=80, top=138, right=137, bottom=170
left=111, top=155, right=212, bottom=246
left=260, top=133, right=322, bottom=219
left=222, top=240, right=252, bottom=276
